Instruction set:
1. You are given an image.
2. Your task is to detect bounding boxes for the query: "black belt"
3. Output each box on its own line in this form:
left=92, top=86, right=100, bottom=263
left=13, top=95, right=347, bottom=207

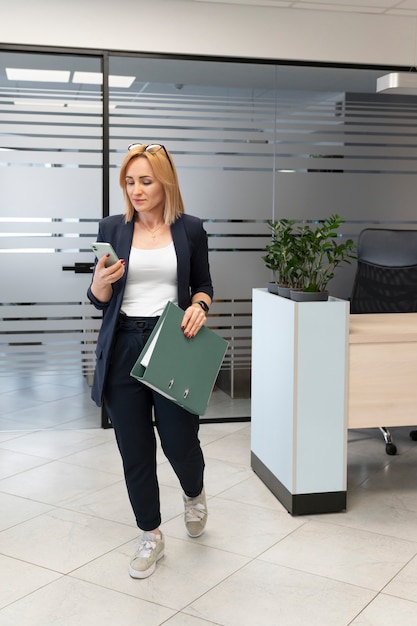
left=118, top=311, right=159, bottom=330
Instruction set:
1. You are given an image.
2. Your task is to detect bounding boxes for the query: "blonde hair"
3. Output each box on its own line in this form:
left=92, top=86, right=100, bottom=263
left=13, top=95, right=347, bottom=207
left=119, top=145, right=185, bottom=224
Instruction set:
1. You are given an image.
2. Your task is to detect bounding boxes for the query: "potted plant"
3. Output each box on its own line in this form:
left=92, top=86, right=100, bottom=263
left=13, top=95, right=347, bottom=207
left=262, top=218, right=303, bottom=297
left=263, top=214, right=356, bottom=301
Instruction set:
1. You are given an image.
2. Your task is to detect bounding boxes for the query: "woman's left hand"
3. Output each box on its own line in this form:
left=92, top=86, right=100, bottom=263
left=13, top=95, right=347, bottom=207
left=181, top=305, right=207, bottom=338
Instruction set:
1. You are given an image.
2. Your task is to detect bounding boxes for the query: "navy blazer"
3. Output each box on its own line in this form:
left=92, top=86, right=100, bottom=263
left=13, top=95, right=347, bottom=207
left=87, top=213, right=213, bottom=406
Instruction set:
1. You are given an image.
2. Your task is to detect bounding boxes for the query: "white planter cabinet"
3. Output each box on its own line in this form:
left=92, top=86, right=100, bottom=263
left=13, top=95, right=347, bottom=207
left=251, top=288, right=349, bottom=515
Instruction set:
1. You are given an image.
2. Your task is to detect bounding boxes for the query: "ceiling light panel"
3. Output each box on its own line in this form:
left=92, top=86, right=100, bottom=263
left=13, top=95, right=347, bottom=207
left=72, top=72, right=135, bottom=88
left=6, top=68, right=71, bottom=83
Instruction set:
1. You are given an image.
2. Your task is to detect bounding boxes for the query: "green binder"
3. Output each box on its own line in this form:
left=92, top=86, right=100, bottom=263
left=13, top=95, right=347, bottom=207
left=130, top=301, right=229, bottom=415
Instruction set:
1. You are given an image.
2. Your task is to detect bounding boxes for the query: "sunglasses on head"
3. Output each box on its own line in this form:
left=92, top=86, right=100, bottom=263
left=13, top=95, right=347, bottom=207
left=128, top=143, right=173, bottom=169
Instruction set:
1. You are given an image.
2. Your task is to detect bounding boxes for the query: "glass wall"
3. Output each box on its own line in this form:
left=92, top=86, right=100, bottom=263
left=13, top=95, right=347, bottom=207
left=2, top=48, right=417, bottom=428
left=108, top=56, right=417, bottom=398
left=0, top=51, right=103, bottom=429
left=108, top=56, right=280, bottom=398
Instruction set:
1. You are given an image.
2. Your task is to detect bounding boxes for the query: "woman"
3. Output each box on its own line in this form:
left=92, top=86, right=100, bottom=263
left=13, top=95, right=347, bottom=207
left=87, top=143, right=213, bottom=579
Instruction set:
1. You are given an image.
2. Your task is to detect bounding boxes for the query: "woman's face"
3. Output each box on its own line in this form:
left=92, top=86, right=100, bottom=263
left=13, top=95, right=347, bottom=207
left=125, top=156, right=165, bottom=218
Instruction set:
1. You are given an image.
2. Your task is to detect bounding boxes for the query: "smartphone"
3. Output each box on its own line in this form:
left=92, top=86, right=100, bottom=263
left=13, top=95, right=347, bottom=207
left=91, top=242, right=120, bottom=267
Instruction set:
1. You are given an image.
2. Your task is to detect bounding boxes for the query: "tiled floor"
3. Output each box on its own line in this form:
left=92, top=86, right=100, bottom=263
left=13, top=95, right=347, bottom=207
left=2, top=376, right=417, bottom=625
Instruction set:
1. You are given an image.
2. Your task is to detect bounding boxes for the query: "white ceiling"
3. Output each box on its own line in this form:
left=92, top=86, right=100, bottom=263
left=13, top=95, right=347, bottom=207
left=1, top=0, right=415, bottom=96
left=186, top=0, right=417, bottom=17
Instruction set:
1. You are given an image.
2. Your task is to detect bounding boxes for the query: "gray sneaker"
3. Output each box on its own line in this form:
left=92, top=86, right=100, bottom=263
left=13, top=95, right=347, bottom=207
left=183, top=488, right=208, bottom=538
left=129, top=531, right=164, bottom=579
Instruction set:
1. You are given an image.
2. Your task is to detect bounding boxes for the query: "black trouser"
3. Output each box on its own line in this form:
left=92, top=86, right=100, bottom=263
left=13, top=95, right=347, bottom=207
left=104, top=314, right=205, bottom=531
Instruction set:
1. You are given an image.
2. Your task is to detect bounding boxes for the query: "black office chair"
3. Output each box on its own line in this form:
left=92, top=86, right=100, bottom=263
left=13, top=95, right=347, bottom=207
left=350, top=228, right=417, bottom=454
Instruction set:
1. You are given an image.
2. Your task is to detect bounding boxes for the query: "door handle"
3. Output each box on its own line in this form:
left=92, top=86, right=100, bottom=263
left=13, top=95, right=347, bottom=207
left=62, top=262, right=94, bottom=274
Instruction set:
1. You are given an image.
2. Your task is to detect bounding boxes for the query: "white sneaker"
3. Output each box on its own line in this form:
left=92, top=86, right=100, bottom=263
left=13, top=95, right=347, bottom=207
left=129, top=531, right=164, bottom=579
left=183, top=488, right=208, bottom=538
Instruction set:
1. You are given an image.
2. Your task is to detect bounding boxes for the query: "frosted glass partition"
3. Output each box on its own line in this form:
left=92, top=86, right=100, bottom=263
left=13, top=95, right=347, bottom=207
left=0, top=51, right=103, bottom=386
left=108, top=77, right=279, bottom=397
left=108, top=57, right=417, bottom=396
left=3, top=49, right=417, bottom=410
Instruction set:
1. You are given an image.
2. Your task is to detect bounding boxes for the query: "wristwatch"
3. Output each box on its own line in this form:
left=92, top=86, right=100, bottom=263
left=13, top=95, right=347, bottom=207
left=195, top=300, right=210, bottom=314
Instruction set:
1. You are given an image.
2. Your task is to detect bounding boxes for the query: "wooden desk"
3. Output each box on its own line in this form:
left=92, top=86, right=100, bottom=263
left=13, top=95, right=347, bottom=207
left=349, top=313, right=417, bottom=429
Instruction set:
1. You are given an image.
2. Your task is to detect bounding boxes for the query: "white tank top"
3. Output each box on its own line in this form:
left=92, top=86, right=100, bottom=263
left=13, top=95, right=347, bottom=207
left=121, top=242, right=178, bottom=317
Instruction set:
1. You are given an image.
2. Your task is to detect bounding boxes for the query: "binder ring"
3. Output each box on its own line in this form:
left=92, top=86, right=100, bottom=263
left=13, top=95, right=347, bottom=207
left=168, top=379, right=174, bottom=389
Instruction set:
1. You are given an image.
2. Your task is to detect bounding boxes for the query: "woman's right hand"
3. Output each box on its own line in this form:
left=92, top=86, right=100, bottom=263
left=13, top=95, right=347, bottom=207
left=91, top=254, right=125, bottom=302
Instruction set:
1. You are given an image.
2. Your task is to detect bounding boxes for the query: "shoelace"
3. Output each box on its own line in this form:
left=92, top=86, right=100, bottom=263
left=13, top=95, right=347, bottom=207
left=135, top=535, right=157, bottom=559
left=184, top=500, right=206, bottom=522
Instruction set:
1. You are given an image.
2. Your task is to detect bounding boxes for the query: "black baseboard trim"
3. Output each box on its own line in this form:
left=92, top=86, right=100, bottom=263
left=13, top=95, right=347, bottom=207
left=101, top=407, right=251, bottom=429
left=251, top=452, right=346, bottom=516
left=200, top=416, right=251, bottom=424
